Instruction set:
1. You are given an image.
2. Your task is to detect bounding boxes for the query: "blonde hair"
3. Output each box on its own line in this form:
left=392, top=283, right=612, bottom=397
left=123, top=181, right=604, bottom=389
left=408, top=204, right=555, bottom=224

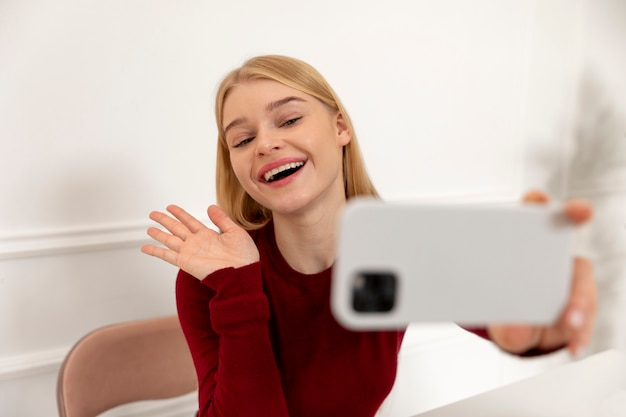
left=215, top=55, right=378, bottom=230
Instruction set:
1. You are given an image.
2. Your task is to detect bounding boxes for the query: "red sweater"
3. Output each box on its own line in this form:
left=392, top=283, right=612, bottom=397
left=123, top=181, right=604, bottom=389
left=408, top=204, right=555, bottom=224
left=176, top=223, right=404, bottom=417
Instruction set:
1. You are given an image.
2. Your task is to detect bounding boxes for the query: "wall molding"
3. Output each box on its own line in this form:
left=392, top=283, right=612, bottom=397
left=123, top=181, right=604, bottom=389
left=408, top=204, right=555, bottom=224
left=0, top=223, right=151, bottom=261
left=0, top=347, right=67, bottom=383
left=0, top=210, right=219, bottom=261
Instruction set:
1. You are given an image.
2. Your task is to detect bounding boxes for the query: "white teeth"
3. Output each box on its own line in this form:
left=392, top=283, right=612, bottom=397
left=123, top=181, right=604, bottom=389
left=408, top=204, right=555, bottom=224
left=264, top=162, right=304, bottom=182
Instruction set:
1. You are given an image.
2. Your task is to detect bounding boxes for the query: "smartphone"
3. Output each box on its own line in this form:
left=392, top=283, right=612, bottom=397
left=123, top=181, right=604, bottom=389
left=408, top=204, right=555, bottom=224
left=331, top=198, right=574, bottom=330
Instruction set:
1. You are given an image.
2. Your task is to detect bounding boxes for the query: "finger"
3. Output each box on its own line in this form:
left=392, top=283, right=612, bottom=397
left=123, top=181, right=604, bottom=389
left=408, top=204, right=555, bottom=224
left=563, top=199, right=593, bottom=225
left=522, top=190, right=550, bottom=204
left=563, top=257, right=596, bottom=355
left=140, top=243, right=180, bottom=266
left=523, top=191, right=593, bottom=226
left=166, top=205, right=208, bottom=234
left=148, top=210, right=192, bottom=241
left=487, top=324, right=542, bottom=354
left=146, top=226, right=184, bottom=252
left=207, top=205, right=242, bottom=233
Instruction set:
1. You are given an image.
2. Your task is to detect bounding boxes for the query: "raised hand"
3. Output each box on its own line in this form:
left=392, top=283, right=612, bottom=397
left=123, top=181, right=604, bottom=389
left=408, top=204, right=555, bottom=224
left=488, top=191, right=597, bottom=356
left=141, top=205, right=260, bottom=280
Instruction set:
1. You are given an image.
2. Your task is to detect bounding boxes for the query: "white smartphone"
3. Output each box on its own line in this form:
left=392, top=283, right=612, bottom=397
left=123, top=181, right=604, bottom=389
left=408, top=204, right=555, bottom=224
left=331, top=198, right=574, bottom=330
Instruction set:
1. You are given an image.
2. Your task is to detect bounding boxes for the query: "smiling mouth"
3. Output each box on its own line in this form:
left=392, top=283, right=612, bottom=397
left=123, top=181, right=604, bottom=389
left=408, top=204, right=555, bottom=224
left=263, top=162, right=304, bottom=183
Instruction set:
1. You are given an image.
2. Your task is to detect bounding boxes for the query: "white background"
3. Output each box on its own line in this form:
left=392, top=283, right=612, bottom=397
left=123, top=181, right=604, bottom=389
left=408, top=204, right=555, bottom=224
left=1, top=0, right=624, bottom=416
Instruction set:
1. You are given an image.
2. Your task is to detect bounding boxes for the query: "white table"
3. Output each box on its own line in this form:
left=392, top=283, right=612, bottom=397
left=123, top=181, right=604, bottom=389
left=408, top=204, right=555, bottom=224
left=414, top=349, right=626, bottom=417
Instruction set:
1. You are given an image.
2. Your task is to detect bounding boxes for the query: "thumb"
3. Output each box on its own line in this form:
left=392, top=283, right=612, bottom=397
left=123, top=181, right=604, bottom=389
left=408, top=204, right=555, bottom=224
left=563, top=257, right=596, bottom=354
left=207, top=205, right=241, bottom=233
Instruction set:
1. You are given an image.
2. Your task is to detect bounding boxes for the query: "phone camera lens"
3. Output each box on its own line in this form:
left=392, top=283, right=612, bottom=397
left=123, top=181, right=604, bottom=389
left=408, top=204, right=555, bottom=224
left=352, top=272, right=396, bottom=313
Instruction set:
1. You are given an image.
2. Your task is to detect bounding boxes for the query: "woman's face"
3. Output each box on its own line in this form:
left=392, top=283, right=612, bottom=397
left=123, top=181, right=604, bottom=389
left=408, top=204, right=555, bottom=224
left=222, top=79, right=351, bottom=218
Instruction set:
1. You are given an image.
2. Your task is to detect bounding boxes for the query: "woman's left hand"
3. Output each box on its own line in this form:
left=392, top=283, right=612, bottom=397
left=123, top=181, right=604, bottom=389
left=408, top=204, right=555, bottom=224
left=487, top=191, right=597, bottom=357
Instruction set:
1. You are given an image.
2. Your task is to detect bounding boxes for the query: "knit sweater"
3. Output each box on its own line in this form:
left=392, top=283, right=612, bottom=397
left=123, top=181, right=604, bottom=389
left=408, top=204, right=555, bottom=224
left=176, top=222, right=404, bottom=417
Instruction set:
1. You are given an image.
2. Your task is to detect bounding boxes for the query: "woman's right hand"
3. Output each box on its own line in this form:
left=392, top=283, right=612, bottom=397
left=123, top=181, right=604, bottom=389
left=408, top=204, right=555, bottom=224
left=141, top=204, right=260, bottom=280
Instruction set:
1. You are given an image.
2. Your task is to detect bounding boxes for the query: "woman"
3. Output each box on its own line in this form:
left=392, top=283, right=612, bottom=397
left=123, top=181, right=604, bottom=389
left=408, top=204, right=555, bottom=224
left=142, top=55, right=596, bottom=417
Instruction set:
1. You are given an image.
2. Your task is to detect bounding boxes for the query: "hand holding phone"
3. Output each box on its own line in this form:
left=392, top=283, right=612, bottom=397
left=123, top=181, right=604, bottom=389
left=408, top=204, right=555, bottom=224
left=331, top=198, right=574, bottom=330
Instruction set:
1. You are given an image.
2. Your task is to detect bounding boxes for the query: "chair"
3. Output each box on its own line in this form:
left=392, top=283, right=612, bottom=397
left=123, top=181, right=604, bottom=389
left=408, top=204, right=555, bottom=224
left=57, top=315, right=198, bottom=417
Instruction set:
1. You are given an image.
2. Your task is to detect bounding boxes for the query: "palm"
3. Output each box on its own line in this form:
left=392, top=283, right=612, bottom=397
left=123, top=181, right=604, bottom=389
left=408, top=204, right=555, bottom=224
left=142, top=205, right=260, bottom=280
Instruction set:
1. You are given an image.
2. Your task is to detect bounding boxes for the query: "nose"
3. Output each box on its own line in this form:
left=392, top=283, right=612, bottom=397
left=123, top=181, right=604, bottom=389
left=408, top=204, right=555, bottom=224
left=255, top=129, right=284, bottom=156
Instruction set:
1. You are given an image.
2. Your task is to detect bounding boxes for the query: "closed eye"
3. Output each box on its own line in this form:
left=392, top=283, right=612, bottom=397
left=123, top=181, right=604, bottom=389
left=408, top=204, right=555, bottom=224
left=234, top=137, right=255, bottom=148
left=281, top=117, right=302, bottom=127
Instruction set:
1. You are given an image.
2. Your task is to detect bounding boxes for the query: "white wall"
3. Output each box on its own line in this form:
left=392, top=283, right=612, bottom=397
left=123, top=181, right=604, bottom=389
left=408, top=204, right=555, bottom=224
left=560, top=0, right=626, bottom=354
left=1, top=1, right=623, bottom=416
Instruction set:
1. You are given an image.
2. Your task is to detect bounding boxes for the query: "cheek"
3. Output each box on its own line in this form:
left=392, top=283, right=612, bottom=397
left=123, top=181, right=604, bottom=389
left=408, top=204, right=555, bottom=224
left=229, top=154, right=256, bottom=193
left=229, top=155, right=247, bottom=182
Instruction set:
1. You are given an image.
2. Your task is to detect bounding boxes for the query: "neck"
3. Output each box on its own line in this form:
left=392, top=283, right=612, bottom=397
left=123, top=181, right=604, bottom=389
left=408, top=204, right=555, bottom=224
left=272, top=198, right=345, bottom=275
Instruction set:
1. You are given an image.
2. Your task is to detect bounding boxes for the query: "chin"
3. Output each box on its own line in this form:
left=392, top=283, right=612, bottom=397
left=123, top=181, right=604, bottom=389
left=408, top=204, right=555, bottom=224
left=268, top=196, right=315, bottom=217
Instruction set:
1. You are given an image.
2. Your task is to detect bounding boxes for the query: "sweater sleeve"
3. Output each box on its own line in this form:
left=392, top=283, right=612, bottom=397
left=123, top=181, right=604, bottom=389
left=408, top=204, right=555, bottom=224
left=175, top=263, right=290, bottom=417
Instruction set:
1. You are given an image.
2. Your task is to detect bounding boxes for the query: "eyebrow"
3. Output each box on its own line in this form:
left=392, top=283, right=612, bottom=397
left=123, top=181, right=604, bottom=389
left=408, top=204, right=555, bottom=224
left=265, top=96, right=306, bottom=112
left=223, top=96, right=307, bottom=137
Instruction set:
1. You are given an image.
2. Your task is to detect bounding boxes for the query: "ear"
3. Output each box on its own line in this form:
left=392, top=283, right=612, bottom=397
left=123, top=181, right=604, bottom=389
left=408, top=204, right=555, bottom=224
left=335, top=112, right=352, bottom=147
